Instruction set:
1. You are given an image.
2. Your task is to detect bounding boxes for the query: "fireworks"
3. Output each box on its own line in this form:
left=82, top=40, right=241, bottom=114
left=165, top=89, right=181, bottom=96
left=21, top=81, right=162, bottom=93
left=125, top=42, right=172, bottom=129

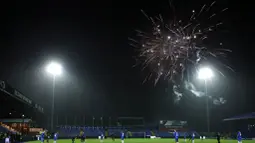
left=131, top=1, right=232, bottom=103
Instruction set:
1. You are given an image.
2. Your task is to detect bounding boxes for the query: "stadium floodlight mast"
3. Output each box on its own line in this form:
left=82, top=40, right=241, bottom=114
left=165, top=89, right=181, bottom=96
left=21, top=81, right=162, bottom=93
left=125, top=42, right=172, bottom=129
left=198, top=67, right=214, bottom=133
left=46, top=62, right=62, bottom=131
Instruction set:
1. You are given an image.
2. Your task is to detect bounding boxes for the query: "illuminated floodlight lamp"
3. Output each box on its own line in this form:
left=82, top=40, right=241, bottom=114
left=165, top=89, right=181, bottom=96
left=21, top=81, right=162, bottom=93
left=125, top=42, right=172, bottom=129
left=46, top=62, right=62, bottom=76
left=197, top=67, right=213, bottom=80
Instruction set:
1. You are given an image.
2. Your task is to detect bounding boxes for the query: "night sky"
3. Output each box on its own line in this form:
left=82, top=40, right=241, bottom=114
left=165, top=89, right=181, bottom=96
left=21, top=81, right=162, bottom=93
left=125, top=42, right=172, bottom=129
left=1, top=0, right=255, bottom=129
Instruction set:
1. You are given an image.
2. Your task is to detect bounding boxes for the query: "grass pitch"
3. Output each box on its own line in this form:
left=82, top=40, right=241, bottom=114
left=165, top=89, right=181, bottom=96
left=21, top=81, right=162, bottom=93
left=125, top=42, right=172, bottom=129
left=27, top=139, right=254, bottom=143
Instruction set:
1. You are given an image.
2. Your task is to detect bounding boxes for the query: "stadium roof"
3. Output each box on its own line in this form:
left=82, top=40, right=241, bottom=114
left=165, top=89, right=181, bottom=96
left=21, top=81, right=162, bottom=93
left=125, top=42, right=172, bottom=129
left=0, top=80, right=44, bottom=113
left=223, top=112, right=255, bottom=121
left=0, top=118, right=32, bottom=123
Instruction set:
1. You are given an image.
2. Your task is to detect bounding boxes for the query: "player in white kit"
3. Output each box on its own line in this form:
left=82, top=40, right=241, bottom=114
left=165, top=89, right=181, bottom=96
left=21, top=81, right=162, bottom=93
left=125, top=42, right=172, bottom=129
left=5, top=135, right=10, bottom=143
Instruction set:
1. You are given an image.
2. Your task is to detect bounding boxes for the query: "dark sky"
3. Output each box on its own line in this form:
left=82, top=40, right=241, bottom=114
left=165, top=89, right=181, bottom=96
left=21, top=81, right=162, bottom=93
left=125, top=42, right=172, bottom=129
left=1, top=0, right=255, bottom=129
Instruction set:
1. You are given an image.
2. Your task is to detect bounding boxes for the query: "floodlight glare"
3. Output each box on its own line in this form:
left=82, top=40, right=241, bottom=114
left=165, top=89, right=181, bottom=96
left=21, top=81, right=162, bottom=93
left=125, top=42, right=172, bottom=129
left=198, top=67, right=213, bottom=80
left=46, top=62, right=62, bottom=76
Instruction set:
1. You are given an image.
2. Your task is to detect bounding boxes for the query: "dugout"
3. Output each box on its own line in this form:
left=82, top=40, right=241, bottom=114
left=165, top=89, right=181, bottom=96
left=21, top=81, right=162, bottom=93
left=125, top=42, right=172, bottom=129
left=222, top=112, right=255, bottom=138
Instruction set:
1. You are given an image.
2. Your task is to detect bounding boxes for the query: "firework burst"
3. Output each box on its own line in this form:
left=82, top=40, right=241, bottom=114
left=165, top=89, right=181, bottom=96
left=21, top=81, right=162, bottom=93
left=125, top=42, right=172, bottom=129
left=131, top=1, right=233, bottom=103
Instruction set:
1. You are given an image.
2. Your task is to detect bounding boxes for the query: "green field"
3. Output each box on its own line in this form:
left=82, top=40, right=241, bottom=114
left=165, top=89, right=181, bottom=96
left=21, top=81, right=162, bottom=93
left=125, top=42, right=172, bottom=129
left=27, top=139, right=253, bottom=143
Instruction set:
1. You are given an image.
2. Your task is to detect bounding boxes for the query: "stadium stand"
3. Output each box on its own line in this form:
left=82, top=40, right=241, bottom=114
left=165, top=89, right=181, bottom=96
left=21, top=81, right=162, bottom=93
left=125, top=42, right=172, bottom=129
left=0, top=80, right=45, bottom=142
left=57, top=126, right=105, bottom=138
left=55, top=117, right=200, bottom=139
left=56, top=125, right=200, bottom=138
left=223, top=113, right=255, bottom=139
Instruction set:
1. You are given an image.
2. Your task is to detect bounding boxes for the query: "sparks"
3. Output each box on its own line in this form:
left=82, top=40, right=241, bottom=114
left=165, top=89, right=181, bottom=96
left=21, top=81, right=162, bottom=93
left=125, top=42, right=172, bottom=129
left=131, top=1, right=232, bottom=103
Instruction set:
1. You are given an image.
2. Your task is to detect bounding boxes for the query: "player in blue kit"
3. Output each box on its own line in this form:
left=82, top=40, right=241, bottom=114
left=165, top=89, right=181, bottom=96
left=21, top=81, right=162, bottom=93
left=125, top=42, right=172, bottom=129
left=191, top=132, right=195, bottom=143
left=53, top=132, right=58, bottom=143
left=237, top=131, right=242, bottom=143
left=120, top=132, right=125, bottom=143
left=40, top=130, right=45, bottom=143
left=184, top=132, right=187, bottom=142
left=173, top=130, right=179, bottom=143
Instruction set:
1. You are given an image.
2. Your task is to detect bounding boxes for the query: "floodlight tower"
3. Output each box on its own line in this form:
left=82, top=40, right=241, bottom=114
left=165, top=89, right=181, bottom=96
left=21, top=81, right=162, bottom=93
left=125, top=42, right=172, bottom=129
left=46, top=62, right=62, bottom=131
left=198, top=67, right=214, bottom=133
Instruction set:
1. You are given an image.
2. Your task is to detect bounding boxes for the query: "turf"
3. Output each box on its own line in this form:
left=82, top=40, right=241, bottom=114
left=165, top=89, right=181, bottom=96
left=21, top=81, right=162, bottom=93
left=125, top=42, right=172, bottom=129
left=27, top=139, right=254, bottom=143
